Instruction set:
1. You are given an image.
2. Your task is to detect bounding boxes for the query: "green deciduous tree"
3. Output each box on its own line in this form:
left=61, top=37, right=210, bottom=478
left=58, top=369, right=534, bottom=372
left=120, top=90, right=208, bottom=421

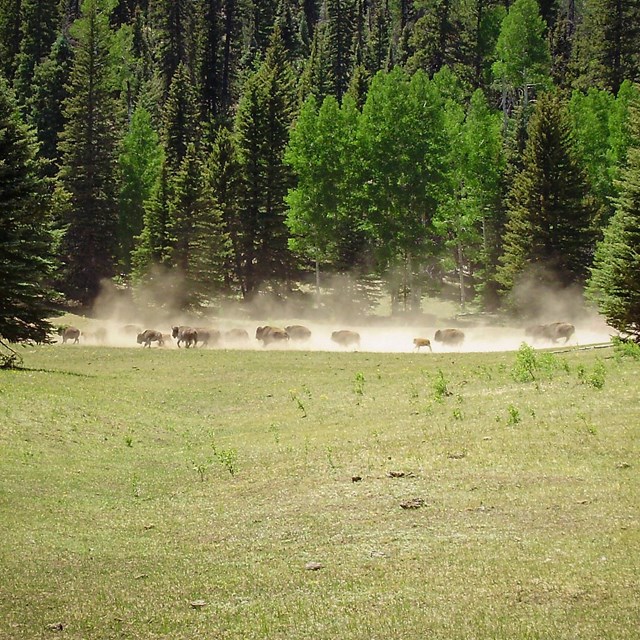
left=0, top=78, right=59, bottom=348
left=118, top=105, right=163, bottom=271
left=587, top=99, right=640, bottom=340
left=492, top=0, right=551, bottom=115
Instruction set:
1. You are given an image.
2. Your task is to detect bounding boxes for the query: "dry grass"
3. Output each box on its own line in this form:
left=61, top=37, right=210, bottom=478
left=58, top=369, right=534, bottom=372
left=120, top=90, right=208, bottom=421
left=0, top=343, right=638, bottom=639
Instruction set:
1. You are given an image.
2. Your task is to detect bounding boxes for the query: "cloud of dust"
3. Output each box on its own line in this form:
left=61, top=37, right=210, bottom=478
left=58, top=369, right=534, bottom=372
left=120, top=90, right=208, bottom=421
left=72, top=270, right=614, bottom=352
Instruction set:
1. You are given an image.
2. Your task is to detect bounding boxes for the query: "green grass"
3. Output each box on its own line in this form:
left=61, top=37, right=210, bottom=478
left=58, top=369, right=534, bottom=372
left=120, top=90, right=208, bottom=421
left=1, top=344, right=638, bottom=639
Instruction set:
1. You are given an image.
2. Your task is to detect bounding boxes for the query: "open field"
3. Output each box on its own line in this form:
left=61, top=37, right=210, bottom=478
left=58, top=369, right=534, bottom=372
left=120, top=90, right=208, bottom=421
left=1, top=343, right=638, bottom=639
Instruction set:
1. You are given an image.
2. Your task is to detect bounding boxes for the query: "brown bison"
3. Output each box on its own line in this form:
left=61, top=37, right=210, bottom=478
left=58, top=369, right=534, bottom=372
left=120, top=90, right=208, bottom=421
left=413, top=337, right=432, bottom=352
left=58, top=326, right=80, bottom=344
left=526, top=322, right=575, bottom=344
left=137, top=329, right=164, bottom=348
left=122, top=324, right=142, bottom=336
left=224, top=328, right=250, bottom=343
left=434, top=328, right=465, bottom=347
left=195, top=328, right=221, bottom=348
left=172, top=325, right=198, bottom=348
left=331, top=330, right=360, bottom=349
left=285, top=325, right=312, bottom=341
left=256, top=326, right=290, bottom=346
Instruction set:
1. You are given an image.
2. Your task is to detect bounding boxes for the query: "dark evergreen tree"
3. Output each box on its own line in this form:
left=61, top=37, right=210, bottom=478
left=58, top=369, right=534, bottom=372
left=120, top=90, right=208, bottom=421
left=207, top=126, right=242, bottom=291
left=497, top=92, right=595, bottom=302
left=148, top=0, right=196, bottom=99
left=56, top=0, right=121, bottom=303
left=13, top=0, right=60, bottom=104
left=587, top=100, right=640, bottom=340
left=325, top=0, right=357, bottom=100
left=162, top=61, right=199, bottom=173
left=572, top=0, right=640, bottom=94
left=0, top=0, right=22, bottom=80
left=194, top=0, right=223, bottom=127
left=365, top=0, right=391, bottom=75
left=298, top=21, right=333, bottom=103
left=26, top=34, right=72, bottom=178
left=235, top=26, right=295, bottom=295
left=0, top=77, right=59, bottom=348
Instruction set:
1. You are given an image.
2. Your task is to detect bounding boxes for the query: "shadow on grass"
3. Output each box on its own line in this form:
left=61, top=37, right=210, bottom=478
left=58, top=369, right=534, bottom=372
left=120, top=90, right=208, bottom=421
left=4, top=366, right=96, bottom=378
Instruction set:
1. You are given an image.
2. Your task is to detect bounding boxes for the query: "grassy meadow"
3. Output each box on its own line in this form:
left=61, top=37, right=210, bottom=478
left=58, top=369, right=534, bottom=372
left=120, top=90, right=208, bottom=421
left=0, top=341, right=638, bottom=639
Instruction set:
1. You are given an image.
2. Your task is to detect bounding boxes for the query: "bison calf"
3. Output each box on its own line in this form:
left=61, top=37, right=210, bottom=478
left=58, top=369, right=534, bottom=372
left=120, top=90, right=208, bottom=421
left=434, top=328, right=465, bottom=347
left=58, top=326, right=80, bottom=344
left=172, top=325, right=198, bottom=348
left=413, top=337, right=432, bottom=352
left=137, top=329, right=164, bottom=348
left=331, top=330, right=360, bottom=349
left=256, top=326, right=289, bottom=346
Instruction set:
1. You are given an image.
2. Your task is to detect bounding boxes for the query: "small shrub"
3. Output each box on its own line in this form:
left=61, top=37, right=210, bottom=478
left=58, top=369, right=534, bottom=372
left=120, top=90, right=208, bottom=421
left=353, top=372, right=365, bottom=397
left=587, top=359, right=606, bottom=389
left=507, top=405, right=521, bottom=425
left=612, top=336, right=640, bottom=359
left=433, top=369, right=452, bottom=402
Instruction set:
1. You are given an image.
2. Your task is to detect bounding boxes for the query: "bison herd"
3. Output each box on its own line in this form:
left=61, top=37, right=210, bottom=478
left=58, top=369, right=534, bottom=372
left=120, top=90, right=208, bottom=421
left=54, top=321, right=578, bottom=352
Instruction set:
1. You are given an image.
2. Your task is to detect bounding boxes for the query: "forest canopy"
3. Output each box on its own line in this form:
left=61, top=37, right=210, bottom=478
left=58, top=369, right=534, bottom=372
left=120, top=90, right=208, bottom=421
left=1, top=0, right=639, bottom=332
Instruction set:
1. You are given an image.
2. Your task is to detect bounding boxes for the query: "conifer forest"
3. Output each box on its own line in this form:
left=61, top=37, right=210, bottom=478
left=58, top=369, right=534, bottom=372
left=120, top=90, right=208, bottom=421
left=1, top=0, right=640, bottom=340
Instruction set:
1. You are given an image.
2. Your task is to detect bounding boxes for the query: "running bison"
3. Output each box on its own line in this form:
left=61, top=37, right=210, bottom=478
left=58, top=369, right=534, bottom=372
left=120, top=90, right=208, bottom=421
left=331, top=330, right=360, bottom=349
left=413, top=337, right=432, bottom=352
left=224, top=328, right=250, bottom=343
left=172, top=325, right=198, bottom=348
left=285, top=325, right=312, bottom=341
left=434, top=328, right=465, bottom=347
left=137, top=329, right=164, bottom=348
left=195, top=328, right=221, bottom=348
left=525, top=322, right=575, bottom=344
left=58, top=326, right=80, bottom=344
left=256, top=326, right=289, bottom=346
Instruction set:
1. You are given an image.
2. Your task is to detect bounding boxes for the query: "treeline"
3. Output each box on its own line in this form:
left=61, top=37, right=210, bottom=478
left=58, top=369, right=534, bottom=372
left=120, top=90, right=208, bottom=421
left=1, top=0, right=640, bottom=321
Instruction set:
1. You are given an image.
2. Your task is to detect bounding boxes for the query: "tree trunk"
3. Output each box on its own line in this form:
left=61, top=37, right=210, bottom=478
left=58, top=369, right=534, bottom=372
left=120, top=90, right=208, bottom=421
left=458, top=243, right=466, bottom=311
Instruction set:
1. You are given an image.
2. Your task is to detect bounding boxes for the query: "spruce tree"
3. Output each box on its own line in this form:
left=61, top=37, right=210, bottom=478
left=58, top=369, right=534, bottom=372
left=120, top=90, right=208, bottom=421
left=56, top=0, right=121, bottom=303
left=0, top=78, right=59, bottom=348
left=0, top=0, right=22, bottom=80
left=587, top=100, right=640, bottom=340
left=497, top=92, right=595, bottom=301
left=325, top=0, right=357, bottom=100
left=26, top=34, right=72, bottom=178
left=235, top=26, right=296, bottom=295
left=13, top=0, right=60, bottom=104
left=572, top=0, right=640, bottom=94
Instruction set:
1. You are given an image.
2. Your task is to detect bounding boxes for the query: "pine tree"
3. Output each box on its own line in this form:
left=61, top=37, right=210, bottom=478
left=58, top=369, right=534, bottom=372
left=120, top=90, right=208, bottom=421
left=325, top=0, right=357, bottom=100
left=56, top=0, right=121, bottom=303
left=0, top=0, right=22, bottom=80
left=0, top=77, right=59, bottom=348
left=235, top=26, right=295, bottom=295
left=26, top=34, right=72, bottom=178
left=13, top=0, right=60, bottom=104
left=572, top=0, right=640, bottom=94
left=587, top=100, right=640, bottom=340
left=207, top=125, right=242, bottom=291
left=497, top=92, right=595, bottom=302
left=162, top=61, right=199, bottom=173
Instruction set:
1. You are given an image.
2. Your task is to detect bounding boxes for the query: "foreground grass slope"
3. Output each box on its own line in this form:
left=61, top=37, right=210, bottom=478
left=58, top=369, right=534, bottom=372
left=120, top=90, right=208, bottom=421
left=0, top=345, right=638, bottom=639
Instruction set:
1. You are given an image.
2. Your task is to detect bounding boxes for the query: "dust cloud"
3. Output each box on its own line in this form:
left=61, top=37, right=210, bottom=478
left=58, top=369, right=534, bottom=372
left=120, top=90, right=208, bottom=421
left=59, top=274, right=616, bottom=353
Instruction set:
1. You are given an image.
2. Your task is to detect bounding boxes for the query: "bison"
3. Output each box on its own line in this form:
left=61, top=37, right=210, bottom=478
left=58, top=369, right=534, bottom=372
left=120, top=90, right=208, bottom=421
left=285, top=325, right=312, bottom=341
left=195, top=327, right=221, bottom=348
left=224, top=328, right=250, bottom=343
left=58, top=326, right=80, bottom=344
left=434, top=328, right=465, bottom=347
left=526, top=322, right=575, bottom=344
left=256, top=326, right=289, bottom=346
left=331, top=330, right=360, bottom=349
left=137, top=329, right=164, bottom=348
left=413, top=337, right=432, bottom=352
left=172, top=325, right=198, bottom=348
left=122, top=324, right=142, bottom=336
